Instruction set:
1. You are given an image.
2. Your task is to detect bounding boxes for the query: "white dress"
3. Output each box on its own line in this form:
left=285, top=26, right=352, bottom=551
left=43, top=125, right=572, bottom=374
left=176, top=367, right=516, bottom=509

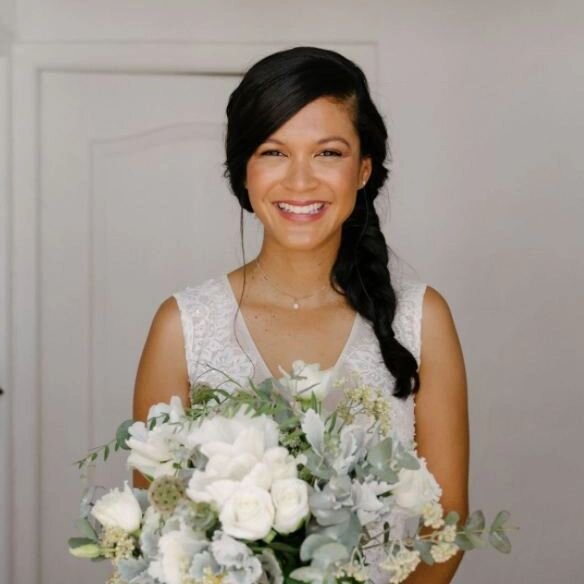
left=172, top=272, right=427, bottom=581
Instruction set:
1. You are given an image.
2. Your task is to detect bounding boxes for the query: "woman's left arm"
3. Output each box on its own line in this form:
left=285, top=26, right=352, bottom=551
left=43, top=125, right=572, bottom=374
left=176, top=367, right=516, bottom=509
left=404, top=286, right=470, bottom=584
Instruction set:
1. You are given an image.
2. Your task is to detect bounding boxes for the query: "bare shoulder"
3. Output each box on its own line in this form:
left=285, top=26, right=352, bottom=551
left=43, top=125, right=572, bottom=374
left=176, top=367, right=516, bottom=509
left=133, top=295, right=190, bottom=422
left=153, top=295, right=184, bottom=335
left=421, top=285, right=457, bottom=341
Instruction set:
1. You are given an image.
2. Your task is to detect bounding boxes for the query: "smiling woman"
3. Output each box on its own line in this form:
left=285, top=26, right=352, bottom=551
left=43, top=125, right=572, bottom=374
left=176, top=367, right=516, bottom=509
left=132, top=46, right=469, bottom=584
left=245, top=97, right=371, bottom=240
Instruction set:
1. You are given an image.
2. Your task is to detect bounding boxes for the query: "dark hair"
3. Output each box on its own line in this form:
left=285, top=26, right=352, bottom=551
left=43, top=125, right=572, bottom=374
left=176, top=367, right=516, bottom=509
left=223, top=46, right=420, bottom=399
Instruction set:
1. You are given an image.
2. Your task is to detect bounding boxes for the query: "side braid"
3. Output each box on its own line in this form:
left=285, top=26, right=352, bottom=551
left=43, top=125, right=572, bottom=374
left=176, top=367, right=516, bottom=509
left=332, top=189, right=421, bottom=399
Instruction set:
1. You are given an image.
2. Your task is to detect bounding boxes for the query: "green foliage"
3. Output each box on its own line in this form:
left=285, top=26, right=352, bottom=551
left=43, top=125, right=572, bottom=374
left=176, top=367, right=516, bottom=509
left=74, top=517, right=98, bottom=541
left=488, top=510, right=513, bottom=553
left=413, top=539, right=434, bottom=565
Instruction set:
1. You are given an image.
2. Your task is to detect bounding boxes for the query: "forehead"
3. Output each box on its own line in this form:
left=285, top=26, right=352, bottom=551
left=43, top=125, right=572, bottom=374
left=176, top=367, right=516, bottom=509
left=267, top=96, right=357, bottom=142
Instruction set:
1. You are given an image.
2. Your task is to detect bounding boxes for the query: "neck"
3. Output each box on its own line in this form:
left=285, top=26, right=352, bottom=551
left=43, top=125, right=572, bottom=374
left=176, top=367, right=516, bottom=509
left=249, top=237, right=340, bottom=302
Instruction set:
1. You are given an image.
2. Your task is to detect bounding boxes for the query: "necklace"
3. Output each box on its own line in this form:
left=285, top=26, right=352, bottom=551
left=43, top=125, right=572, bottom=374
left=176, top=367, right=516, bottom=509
left=254, top=258, right=329, bottom=310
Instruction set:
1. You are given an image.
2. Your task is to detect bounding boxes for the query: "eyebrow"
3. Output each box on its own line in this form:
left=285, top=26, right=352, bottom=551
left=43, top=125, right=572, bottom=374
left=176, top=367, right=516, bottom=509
left=264, top=136, right=351, bottom=148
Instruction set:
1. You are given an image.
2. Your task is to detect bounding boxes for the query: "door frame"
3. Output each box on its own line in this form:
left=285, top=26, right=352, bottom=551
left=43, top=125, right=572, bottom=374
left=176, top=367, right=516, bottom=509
left=9, top=41, right=376, bottom=584
left=0, top=49, right=12, bottom=584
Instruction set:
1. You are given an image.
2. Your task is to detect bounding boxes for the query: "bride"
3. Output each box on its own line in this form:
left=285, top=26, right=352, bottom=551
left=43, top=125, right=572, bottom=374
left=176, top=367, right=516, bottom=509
left=132, top=46, right=469, bottom=584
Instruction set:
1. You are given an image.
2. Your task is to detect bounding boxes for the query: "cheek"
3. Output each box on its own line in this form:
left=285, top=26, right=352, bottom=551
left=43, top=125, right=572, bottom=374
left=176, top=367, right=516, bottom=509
left=246, top=159, right=280, bottom=191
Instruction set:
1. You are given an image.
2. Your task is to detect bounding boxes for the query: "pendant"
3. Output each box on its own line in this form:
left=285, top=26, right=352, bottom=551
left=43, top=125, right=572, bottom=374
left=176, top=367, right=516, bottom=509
left=293, top=301, right=300, bottom=310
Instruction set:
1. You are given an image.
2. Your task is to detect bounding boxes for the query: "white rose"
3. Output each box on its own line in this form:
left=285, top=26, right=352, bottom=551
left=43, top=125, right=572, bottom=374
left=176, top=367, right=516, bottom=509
left=278, top=360, right=333, bottom=402
left=262, top=447, right=298, bottom=481
left=391, top=457, right=443, bottom=516
left=91, top=481, right=142, bottom=532
left=126, top=421, right=178, bottom=478
left=271, top=478, right=310, bottom=534
left=242, top=462, right=273, bottom=490
left=186, top=409, right=279, bottom=452
left=219, top=486, right=275, bottom=540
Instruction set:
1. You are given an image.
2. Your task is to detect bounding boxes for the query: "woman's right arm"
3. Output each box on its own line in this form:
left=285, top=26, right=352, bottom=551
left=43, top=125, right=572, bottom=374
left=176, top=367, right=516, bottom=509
left=132, top=296, right=190, bottom=489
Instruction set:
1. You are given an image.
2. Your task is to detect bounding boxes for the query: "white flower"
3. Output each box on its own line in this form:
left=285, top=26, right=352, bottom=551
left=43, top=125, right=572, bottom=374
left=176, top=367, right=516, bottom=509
left=380, top=548, right=421, bottom=583
left=91, top=481, right=142, bottom=533
left=211, top=533, right=263, bottom=584
left=271, top=478, right=310, bottom=534
left=211, top=532, right=254, bottom=567
left=148, top=526, right=207, bottom=584
left=219, top=486, right=275, bottom=540
left=391, top=457, right=443, bottom=516
left=351, top=480, right=390, bottom=525
left=422, top=501, right=445, bottom=529
left=430, top=541, right=459, bottom=563
left=186, top=408, right=279, bottom=452
left=147, top=395, right=185, bottom=424
left=278, top=360, right=333, bottom=402
left=186, top=414, right=299, bottom=508
left=262, top=447, right=298, bottom=481
left=126, top=421, right=177, bottom=479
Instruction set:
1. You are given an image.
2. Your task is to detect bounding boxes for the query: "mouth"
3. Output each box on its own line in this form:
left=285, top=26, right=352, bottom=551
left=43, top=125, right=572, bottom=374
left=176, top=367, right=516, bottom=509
left=273, top=201, right=329, bottom=215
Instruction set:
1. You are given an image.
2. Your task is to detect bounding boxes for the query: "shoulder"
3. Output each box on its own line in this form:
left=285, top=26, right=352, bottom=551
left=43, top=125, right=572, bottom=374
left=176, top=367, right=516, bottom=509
left=418, top=284, right=466, bottom=387
left=149, top=275, right=224, bottom=334
left=420, top=285, right=459, bottom=351
left=172, top=275, right=226, bottom=310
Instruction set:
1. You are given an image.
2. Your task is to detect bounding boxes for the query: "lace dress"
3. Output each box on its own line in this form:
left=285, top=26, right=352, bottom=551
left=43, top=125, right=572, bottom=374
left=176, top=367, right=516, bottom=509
left=173, top=272, right=427, bottom=582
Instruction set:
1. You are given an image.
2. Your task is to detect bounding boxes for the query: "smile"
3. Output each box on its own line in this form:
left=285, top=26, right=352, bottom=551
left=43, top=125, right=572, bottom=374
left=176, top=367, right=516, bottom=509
left=273, top=201, right=330, bottom=222
left=276, top=202, right=326, bottom=214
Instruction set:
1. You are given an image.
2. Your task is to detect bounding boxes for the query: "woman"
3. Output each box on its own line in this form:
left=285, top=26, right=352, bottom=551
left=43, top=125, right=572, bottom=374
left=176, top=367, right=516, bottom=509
left=133, top=46, right=469, bottom=583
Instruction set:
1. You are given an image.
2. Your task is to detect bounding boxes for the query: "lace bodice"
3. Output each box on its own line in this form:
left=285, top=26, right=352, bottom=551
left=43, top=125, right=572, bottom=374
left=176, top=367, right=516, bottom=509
left=172, top=272, right=427, bottom=581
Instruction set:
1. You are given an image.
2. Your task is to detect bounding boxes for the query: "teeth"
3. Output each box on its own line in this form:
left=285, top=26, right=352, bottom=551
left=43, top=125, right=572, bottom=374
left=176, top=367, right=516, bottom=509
left=276, top=202, right=326, bottom=214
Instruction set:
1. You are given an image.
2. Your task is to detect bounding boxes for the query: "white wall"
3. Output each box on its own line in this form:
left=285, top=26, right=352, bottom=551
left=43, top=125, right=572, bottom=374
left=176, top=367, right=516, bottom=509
left=0, top=29, right=11, bottom=584
left=5, top=1, right=584, bottom=583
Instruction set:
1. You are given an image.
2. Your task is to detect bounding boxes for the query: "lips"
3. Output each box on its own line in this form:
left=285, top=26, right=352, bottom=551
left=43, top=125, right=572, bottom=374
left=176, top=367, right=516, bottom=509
left=273, top=200, right=330, bottom=222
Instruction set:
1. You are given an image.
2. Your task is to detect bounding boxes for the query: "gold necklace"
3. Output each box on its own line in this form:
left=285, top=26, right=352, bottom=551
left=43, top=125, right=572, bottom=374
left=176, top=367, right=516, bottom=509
left=254, top=258, right=329, bottom=310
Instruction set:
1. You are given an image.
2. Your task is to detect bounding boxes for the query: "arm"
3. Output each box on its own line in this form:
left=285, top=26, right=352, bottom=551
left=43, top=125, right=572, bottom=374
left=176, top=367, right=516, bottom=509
left=132, top=296, right=190, bottom=488
left=403, top=286, right=470, bottom=584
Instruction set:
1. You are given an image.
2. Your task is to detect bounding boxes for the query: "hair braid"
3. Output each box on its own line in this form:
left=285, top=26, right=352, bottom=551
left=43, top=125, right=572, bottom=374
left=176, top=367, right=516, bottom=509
left=332, top=189, right=421, bottom=398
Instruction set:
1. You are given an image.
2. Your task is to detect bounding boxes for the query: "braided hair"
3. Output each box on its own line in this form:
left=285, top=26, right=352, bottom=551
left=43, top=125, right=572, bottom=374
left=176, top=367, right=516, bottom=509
left=223, top=46, right=420, bottom=399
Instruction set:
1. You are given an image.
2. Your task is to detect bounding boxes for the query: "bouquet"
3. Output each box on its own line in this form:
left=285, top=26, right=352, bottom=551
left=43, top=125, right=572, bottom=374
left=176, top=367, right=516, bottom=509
left=69, top=361, right=515, bottom=584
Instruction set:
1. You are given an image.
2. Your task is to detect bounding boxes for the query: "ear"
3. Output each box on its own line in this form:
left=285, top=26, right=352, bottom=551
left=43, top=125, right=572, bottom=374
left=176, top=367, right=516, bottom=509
left=360, top=156, right=372, bottom=187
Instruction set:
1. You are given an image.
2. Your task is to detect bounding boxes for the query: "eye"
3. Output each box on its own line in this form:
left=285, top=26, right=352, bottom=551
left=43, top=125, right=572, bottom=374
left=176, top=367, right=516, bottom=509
left=319, top=150, right=342, bottom=157
left=260, top=150, right=285, bottom=157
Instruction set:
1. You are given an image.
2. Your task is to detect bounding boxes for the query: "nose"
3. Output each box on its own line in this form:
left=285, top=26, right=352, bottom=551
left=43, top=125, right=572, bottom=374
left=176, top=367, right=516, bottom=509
left=282, top=156, right=318, bottom=192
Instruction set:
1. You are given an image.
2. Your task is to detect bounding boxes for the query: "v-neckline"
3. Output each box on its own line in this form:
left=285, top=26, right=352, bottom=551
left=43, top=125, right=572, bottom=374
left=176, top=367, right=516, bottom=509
left=221, top=273, right=359, bottom=380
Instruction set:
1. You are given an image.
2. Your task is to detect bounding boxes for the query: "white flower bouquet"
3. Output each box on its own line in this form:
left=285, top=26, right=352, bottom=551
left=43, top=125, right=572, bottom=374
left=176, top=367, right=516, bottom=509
left=69, top=361, right=515, bottom=584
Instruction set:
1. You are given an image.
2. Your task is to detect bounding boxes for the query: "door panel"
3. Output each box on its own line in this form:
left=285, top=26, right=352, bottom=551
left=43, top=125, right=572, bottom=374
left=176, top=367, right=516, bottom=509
left=40, top=70, right=258, bottom=584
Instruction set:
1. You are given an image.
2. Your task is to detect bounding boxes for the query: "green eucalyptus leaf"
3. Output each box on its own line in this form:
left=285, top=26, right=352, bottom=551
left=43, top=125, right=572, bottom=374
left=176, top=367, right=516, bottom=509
left=488, top=529, right=512, bottom=554
left=289, top=567, right=325, bottom=584
left=304, top=451, right=333, bottom=480
left=74, top=518, right=97, bottom=541
left=367, top=437, right=393, bottom=469
left=312, top=542, right=349, bottom=568
left=464, top=510, right=485, bottom=533
left=454, top=532, right=475, bottom=551
left=397, top=451, right=420, bottom=470
left=68, top=537, right=102, bottom=559
left=444, top=511, right=460, bottom=526
left=413, top=539, right=434, bottom=565
left=369, top=464, right=398, bottom=483
left=465, top=532, right=487, bottom=548
left=300, top=534, right=336, bottom=562
left=490, top=510, right=511, bottom=532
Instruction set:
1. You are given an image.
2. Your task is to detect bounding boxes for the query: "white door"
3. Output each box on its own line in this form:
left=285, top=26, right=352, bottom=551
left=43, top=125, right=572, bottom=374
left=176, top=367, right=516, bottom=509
left=10, top=43, right=375, bottom=584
